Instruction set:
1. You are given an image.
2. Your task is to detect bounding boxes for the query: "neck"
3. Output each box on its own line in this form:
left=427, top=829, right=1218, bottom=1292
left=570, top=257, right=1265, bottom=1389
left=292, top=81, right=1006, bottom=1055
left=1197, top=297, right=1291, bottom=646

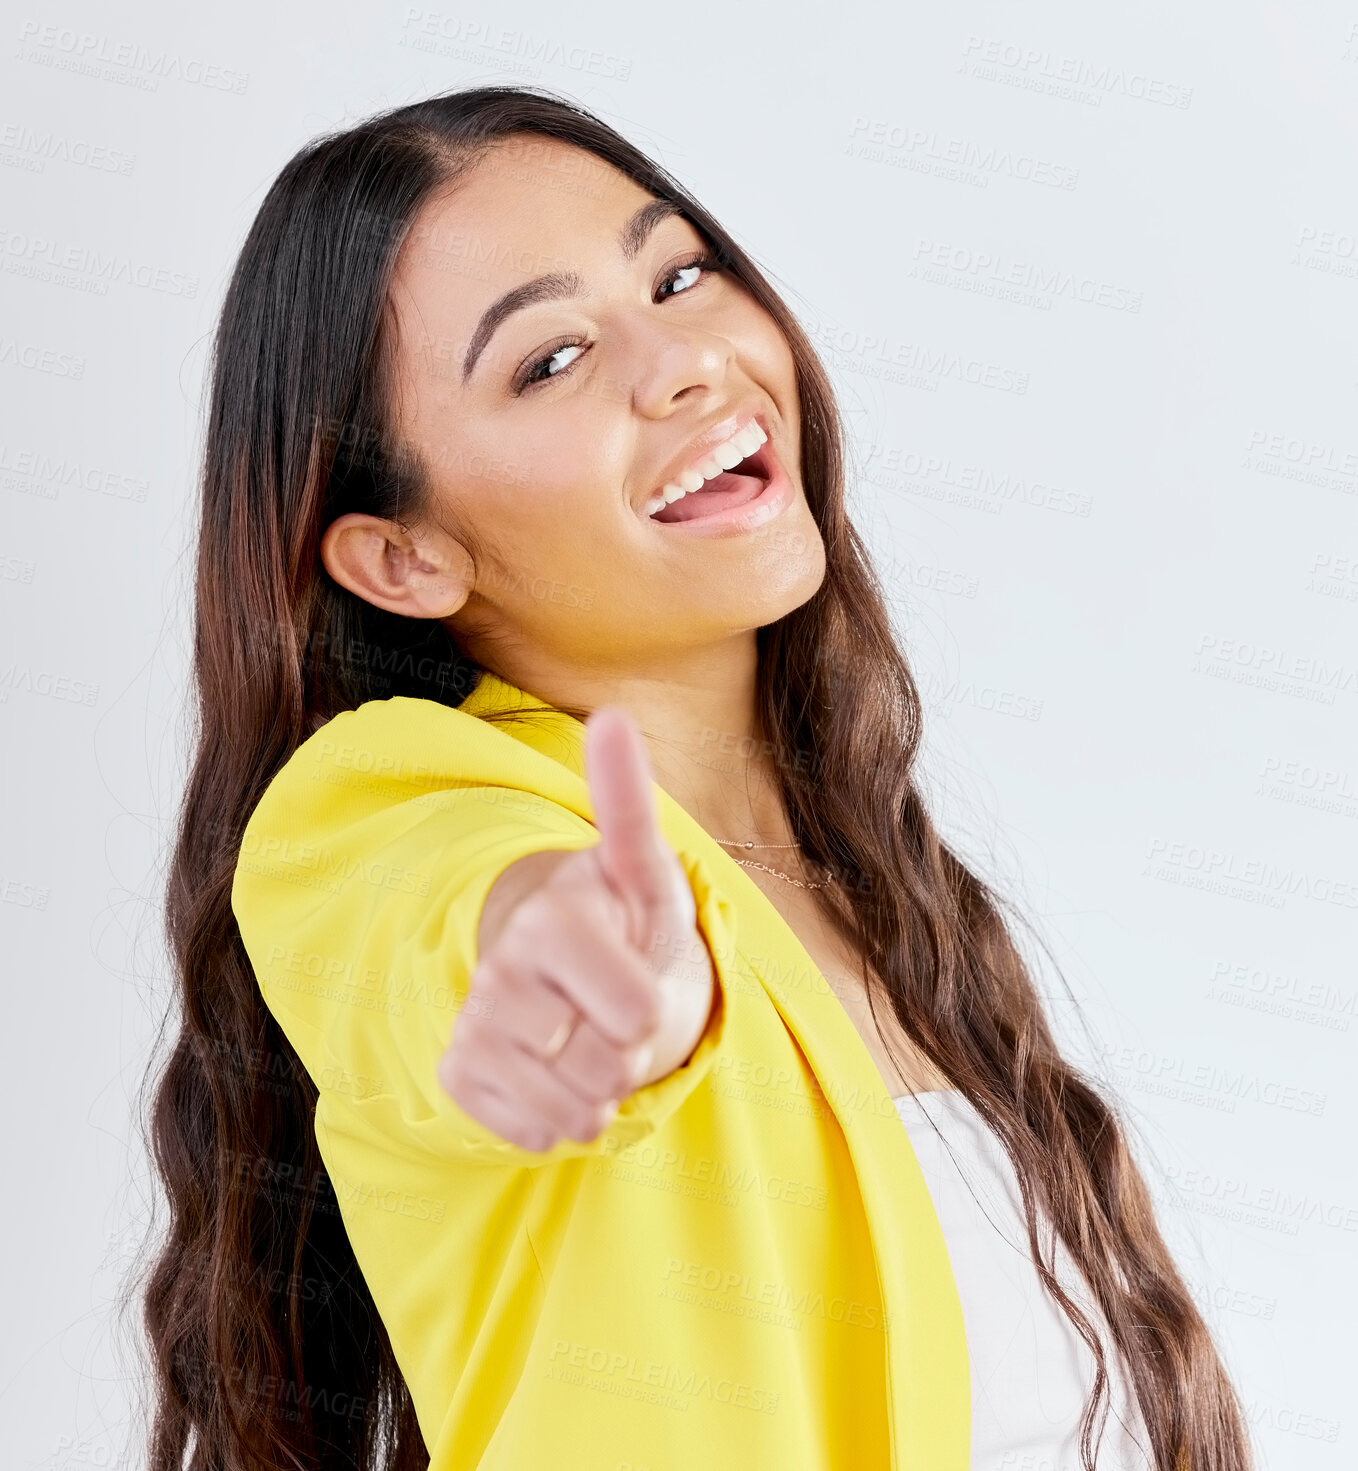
left=484, top=635, right=795, bottom=847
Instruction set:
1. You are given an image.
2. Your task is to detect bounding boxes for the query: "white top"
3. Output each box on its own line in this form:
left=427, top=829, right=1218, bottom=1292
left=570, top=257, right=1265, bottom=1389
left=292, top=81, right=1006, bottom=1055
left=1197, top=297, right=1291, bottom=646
left=892, top=1089, right=1154, bottom=1471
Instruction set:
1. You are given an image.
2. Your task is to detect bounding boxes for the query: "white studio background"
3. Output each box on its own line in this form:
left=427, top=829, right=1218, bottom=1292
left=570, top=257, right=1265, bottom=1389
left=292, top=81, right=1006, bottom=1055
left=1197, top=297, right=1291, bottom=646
left=2, top=2, right=1354, bottom=1467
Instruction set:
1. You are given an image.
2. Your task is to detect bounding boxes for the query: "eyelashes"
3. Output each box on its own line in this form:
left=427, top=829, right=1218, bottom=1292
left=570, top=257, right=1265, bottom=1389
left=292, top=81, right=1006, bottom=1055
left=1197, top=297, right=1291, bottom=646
left=510, top=250, right=723, bottom=395
left=511, top=337, right=587, bottom=396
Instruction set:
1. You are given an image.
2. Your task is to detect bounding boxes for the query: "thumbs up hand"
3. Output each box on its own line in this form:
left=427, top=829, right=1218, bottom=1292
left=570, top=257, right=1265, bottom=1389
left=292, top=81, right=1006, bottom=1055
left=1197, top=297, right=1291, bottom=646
left=437, top=706, right=718, bottom=1155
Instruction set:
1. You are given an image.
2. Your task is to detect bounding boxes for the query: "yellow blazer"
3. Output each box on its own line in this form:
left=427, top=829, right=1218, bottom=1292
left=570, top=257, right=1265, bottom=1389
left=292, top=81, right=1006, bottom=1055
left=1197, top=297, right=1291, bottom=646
left=230, top=671, right=970, bottom=1469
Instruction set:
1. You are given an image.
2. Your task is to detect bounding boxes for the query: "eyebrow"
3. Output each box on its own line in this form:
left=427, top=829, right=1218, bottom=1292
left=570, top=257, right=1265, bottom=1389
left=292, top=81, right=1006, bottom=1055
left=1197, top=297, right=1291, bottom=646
left=460, top=197, right=686, bottom=383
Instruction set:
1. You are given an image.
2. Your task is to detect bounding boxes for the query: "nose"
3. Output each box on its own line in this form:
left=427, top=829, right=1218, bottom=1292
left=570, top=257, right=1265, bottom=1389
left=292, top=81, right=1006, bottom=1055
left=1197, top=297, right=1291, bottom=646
left=625, top=317, right=735, bottom=420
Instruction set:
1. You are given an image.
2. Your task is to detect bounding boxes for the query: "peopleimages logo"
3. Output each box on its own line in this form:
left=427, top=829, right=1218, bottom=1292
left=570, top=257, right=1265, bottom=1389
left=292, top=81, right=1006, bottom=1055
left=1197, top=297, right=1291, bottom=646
left=1191, top=633, right=1357, bottom=705
left=1143, top=837, right=1358, bottom=910
left=959, top=35, right=1194, bottom=109
left=1165, top=1164, right=1358, bottom=1237
left=861, top=441, right=1093, bottom=517
left=909, top=238, right=1143, bottom=313
left=0, top=335, right=84, bottom=379
left=0, top=122, right=136, bottom=176
left=1098, top=1042, right=1327, bottom=1117
left=16, top=20, right=249, bottom=93
left=800, top=315, right=1030, bottom=395
left=1207, top=957, right=1354, bottom=1034
left=0, top=227, right=198, bottom=297
left=1243, top=428, right=1358, bottom=495
left=845, top=116, right=1080, bottom=191
left=1256, top=754, right=1358, bottom=820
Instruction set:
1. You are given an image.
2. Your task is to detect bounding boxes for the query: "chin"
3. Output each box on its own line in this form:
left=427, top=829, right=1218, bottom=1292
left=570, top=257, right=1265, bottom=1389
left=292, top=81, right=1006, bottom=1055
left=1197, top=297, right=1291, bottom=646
left=735, top=524, right=828, bottom=624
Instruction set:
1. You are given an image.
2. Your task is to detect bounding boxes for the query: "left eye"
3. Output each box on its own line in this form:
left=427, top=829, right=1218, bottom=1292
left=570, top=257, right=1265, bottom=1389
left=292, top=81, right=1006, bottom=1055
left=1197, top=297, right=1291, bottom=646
left=534, top=343, right=584, bottom=382
left=514, top=252, right=720, bottom=392
left=657, top=258, right=709, bottom=299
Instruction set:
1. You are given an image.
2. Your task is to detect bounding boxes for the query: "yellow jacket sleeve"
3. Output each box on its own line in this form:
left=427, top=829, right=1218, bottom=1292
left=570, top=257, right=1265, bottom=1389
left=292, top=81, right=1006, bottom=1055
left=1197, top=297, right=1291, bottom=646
left=231, top=773, right=728, bottom=1171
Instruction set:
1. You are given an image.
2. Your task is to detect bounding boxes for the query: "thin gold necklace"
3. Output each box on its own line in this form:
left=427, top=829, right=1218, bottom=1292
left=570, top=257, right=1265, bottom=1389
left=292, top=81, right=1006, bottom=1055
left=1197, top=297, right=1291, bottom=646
left=713, top=836, right=834, bottom=891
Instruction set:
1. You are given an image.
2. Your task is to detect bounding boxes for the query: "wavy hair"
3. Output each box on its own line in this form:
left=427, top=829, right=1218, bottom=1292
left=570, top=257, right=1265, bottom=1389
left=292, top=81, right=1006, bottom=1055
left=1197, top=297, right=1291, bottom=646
left=137, top=85, right=1252, bottom=1470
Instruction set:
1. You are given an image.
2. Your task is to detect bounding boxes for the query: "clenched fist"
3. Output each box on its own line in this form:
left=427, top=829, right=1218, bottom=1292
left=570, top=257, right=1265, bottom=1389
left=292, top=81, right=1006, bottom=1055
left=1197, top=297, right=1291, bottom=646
left=437, top=704, right=718, bottom=1154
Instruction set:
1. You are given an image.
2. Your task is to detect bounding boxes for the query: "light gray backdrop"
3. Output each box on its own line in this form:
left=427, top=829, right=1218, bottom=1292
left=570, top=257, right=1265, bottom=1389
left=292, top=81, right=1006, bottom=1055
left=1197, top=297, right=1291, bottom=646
left=2, top=2, right=1355, bottom=1467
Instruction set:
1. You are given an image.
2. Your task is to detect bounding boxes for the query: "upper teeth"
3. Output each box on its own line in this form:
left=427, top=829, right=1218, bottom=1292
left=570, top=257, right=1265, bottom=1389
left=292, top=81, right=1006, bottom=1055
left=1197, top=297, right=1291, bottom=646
left=644, top=419, right=768, bottom=517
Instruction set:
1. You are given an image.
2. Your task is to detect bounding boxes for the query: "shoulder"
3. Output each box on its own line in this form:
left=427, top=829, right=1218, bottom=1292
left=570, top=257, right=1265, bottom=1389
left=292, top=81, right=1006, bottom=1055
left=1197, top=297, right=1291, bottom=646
left=270, top=695, right=580, bottom=815
left=232, top=696, right=596, bottom=915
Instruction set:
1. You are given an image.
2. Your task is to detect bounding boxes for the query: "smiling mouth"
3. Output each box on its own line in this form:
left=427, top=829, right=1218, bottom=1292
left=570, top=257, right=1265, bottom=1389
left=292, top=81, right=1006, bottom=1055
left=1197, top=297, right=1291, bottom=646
left=644, top=421, right=774, bottom=525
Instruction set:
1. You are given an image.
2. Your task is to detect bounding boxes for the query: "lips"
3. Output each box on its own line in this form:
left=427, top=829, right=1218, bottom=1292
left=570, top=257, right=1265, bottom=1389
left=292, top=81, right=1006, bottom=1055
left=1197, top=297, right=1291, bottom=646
left=649, top=442, right=773, bottom=524
left=641, top=412, right=768, bottom=517
left=646, top=437, right=795, bottom=536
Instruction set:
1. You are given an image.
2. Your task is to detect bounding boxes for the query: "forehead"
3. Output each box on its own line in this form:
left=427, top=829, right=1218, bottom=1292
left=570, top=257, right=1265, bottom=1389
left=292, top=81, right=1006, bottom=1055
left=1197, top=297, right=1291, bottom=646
left=389, top=137, right=658, bottom=333
left=438, top=134, right=644, bottom=238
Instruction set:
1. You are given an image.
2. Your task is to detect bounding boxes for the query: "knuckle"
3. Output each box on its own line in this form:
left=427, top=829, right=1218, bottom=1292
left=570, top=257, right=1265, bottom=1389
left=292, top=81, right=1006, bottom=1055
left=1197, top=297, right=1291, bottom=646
left=455, top=996, right=492, bottom=1041
left=446, top=1065, right=553, bottom=1152
left=457, top=1000, right=502, bottom=1053
left=565, top=1100, right=615, bottom=1143
left=504, top=889, right=559, bottom=945
left=463, top=988, right=498, bottom=1022
left=591, top=1055, right=632, bottom=1100
left=616, top=1050, right=645, bottom=1095
left=494, top=1099, right=554, bottom=1153
left=444, top=1062, right=487, bottom=1117
left=490, top=933, right=547, bottom=991
left=468, top=958, right=509, bottom=1011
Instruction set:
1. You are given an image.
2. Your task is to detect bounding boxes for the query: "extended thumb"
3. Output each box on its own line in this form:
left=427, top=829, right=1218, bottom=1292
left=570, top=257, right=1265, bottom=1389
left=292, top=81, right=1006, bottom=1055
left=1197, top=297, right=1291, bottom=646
left=584, top=706, right=688, bottom=944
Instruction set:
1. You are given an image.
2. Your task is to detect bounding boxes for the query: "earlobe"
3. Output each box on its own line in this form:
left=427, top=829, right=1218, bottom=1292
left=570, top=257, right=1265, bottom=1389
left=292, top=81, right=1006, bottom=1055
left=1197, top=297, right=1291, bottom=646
left=421, top=538, right=476, bottom=618
left=319, top=512, right=474, bottom=620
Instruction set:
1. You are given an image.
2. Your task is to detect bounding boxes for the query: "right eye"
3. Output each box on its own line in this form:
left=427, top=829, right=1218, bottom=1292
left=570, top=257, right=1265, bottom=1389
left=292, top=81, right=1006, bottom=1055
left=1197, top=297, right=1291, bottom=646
left=514, top=338, right=588, bottom=394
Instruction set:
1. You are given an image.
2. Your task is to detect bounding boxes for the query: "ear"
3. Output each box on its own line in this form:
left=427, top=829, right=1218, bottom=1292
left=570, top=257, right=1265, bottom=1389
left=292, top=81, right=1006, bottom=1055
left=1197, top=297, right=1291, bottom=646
left=320, top=513, right=475, bottom=619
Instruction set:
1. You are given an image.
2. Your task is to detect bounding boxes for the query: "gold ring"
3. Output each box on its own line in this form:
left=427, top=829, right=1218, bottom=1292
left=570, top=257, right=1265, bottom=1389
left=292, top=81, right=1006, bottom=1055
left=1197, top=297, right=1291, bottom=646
left=541, top=1011, right=580, bottom=1061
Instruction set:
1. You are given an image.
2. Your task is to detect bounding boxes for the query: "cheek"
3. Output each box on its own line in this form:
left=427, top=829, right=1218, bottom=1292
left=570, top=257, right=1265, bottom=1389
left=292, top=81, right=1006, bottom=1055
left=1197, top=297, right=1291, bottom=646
left=461, top=486, right=615, bottom=628
left=729, top=297, right=798, bottom=383
left=450, top=434, right=635, bottom=592
left=509, top=414, right=634, bottom=527
left=457, top=414, right=619, bottom=523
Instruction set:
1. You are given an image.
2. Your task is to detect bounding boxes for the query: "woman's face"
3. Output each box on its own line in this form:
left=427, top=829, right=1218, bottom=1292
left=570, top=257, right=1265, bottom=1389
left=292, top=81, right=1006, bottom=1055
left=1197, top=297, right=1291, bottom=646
left=378, top=135, right=826, bottom=676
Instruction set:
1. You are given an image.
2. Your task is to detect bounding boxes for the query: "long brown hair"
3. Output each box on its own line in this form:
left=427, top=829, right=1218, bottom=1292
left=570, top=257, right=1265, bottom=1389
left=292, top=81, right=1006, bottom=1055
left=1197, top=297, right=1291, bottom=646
left=137, top=85, right=1252, bottom=1470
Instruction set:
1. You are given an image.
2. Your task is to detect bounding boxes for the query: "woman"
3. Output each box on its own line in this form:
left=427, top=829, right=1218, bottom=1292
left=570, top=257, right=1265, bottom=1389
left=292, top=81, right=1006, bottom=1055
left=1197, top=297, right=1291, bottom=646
left=143, top=86, right=1253, bottom=1470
